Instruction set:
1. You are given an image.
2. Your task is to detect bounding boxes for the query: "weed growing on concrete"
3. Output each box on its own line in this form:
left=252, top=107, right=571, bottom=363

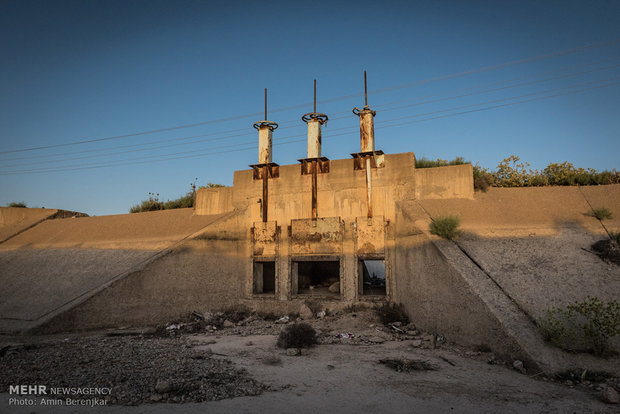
left=276, top=323, right=317, bottom=349
left=415, top=157, right=469, bottom=169
left=199, top=182, right=226, bottom=189
left=429, top=215, right=462, bottom=240
left=589, top=207, right=613, bottom=221
left=538, top=297, right=620, bottom=355
left=375, top=302, right=409, bottom=325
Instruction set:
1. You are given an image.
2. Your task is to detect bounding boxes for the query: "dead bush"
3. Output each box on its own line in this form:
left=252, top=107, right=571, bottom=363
left=379, top=358, right=438, bottom=372
left=219, top=305, right=252, bottom=323
left=375, top=302, right=409, bottom=325
left=304, top=300, right=324, bottom=314
left=276, top=323, right=317, bottom=349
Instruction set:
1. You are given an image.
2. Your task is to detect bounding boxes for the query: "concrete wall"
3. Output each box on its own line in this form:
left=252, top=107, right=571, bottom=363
left=0, top=209, right=231, bottom=333
left=37, top=239, right=246, bottom=333
left=227, top=152, right=417, bottom=223
left=392, top=201, right=524, bottom=357
left=0, top=207, right=58, bottom=243
left=194, top=186, right=234, bottom=215
left=414, top=164, right=474, bottom=200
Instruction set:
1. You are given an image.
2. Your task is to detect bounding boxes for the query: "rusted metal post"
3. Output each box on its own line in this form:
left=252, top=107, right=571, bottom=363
left=303, top=79, right=328, bottom=158
left=301, top=79, right=329, bottom=222
left=364, top=70, right=368, bottom=106
left=365, top=156, right=372, bottom=218
left=352, top=71, right=379, bottom=219
left=252, top=88, right=279, bottom=223
left=313, top=79, right=316, bottom=114
left=311, top=160, right=318, bottom=221
left=353, top=71, right=377, bottom=153
left=262, top=165, right=268, bottom=222
left=258, top=126, right=273, bottom=164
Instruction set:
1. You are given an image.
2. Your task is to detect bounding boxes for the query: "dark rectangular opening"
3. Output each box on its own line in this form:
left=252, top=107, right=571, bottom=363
left=293, top=260, right=340, bottom=296
left=253, top=261, right=275, bottom=294
left=360, top=259, right=386, bottom=295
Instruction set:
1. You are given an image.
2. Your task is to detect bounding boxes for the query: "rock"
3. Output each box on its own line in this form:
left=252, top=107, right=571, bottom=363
left=390, top=321, right=402, bottom=327
left=155, top=380, right=171, bottom=394
left=316, top=311, right=326, bottom=319
left=286, top=348, right=301, bottom=356
left=512, top=360, right=526, bottom=374
left=276, top=316, right=290, bottom=324
left=300, top=348, right=310, bottom=356
left=150, top=393, right=163, bottom=402
left=367, top=336, right=386, bottom=344
left=600, top=386, right=619, bottom=404
left=406, top=331, right=417, bottom=336
left=222, top=320, right=234, bottom=328
left=328, top=282, right=340, bottom=293
left=409, top=339, right=422, bottom=348
left=299, top=304, right=313, bottom=320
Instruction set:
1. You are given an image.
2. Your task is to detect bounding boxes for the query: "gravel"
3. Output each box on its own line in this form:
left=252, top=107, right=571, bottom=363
left=0, top=335, right=269, bottom=405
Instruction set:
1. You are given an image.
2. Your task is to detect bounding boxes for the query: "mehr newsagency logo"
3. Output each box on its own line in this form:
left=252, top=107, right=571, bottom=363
left=8, top=384, right=111, bottom=407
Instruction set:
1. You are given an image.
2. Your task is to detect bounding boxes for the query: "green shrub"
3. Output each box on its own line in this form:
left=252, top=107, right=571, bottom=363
left=429, top=215, right=462, bottom=239
left=589, top=207, right=613, bottom=221
left=7, top=201, right=27, bottom=208
left=610, top=232, right=620, bottom=244
left=130, top=180, right=226, bottom=213
left=277, top=323, right=317, bottom=349
left=538, top=297, right=620, bottom=355
left=415, top=156, right=468, bottom=169
left=543, top=162, right=618, bottom=186
left=473, top=165, right=495, bottom=192
left=163, top=193, right=194, bottom=210
left=374, top=302, right=409, bottom=325
left=494, top=155, right=537, bottom=187
left=199, top=182, right=225, bottom=189
left=129, top=192, right=164, bottom=213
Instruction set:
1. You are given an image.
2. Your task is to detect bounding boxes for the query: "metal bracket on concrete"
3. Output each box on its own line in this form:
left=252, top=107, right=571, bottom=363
left=297, top=157, right=330, bottom=175
left=350, top=150, right=385, bottom=170
left=249, top=163, right=280, bottom=180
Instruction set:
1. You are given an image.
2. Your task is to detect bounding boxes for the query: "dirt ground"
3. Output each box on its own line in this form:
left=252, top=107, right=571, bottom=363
left=1, top=309, right=618, bottom=413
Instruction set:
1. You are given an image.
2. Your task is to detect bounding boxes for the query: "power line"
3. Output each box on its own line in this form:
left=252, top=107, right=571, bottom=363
left=377, top=76, right=620, bottom=126
left=2, top=38, right=618, bottom=155
left=2, top=79, right=616, bottom=175
left=378, top=80, right=620, bottom=129
left=3, top=61, right=617, bottom=167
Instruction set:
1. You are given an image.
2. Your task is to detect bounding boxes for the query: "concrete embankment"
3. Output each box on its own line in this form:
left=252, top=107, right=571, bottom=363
left=394, top=185, right=620, bottom=373
left=0, top=208, right=230, bottom=333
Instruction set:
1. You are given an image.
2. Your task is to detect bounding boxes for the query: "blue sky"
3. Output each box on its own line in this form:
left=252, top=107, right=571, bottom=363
left=1, top=0, right=619, bottom=216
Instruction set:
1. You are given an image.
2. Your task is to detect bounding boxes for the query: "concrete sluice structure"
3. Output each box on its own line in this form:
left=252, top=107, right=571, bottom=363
left=1, top=80, right=619, bottom=372
left=2, top=164, right=620, bottom=374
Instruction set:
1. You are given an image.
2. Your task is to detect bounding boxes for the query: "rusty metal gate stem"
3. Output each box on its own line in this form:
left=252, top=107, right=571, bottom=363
left=311, top=160, right=318, bottom=220
left=366, top=156, right=372, bottom=218
left=262, top=165, right=268, bottom=222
